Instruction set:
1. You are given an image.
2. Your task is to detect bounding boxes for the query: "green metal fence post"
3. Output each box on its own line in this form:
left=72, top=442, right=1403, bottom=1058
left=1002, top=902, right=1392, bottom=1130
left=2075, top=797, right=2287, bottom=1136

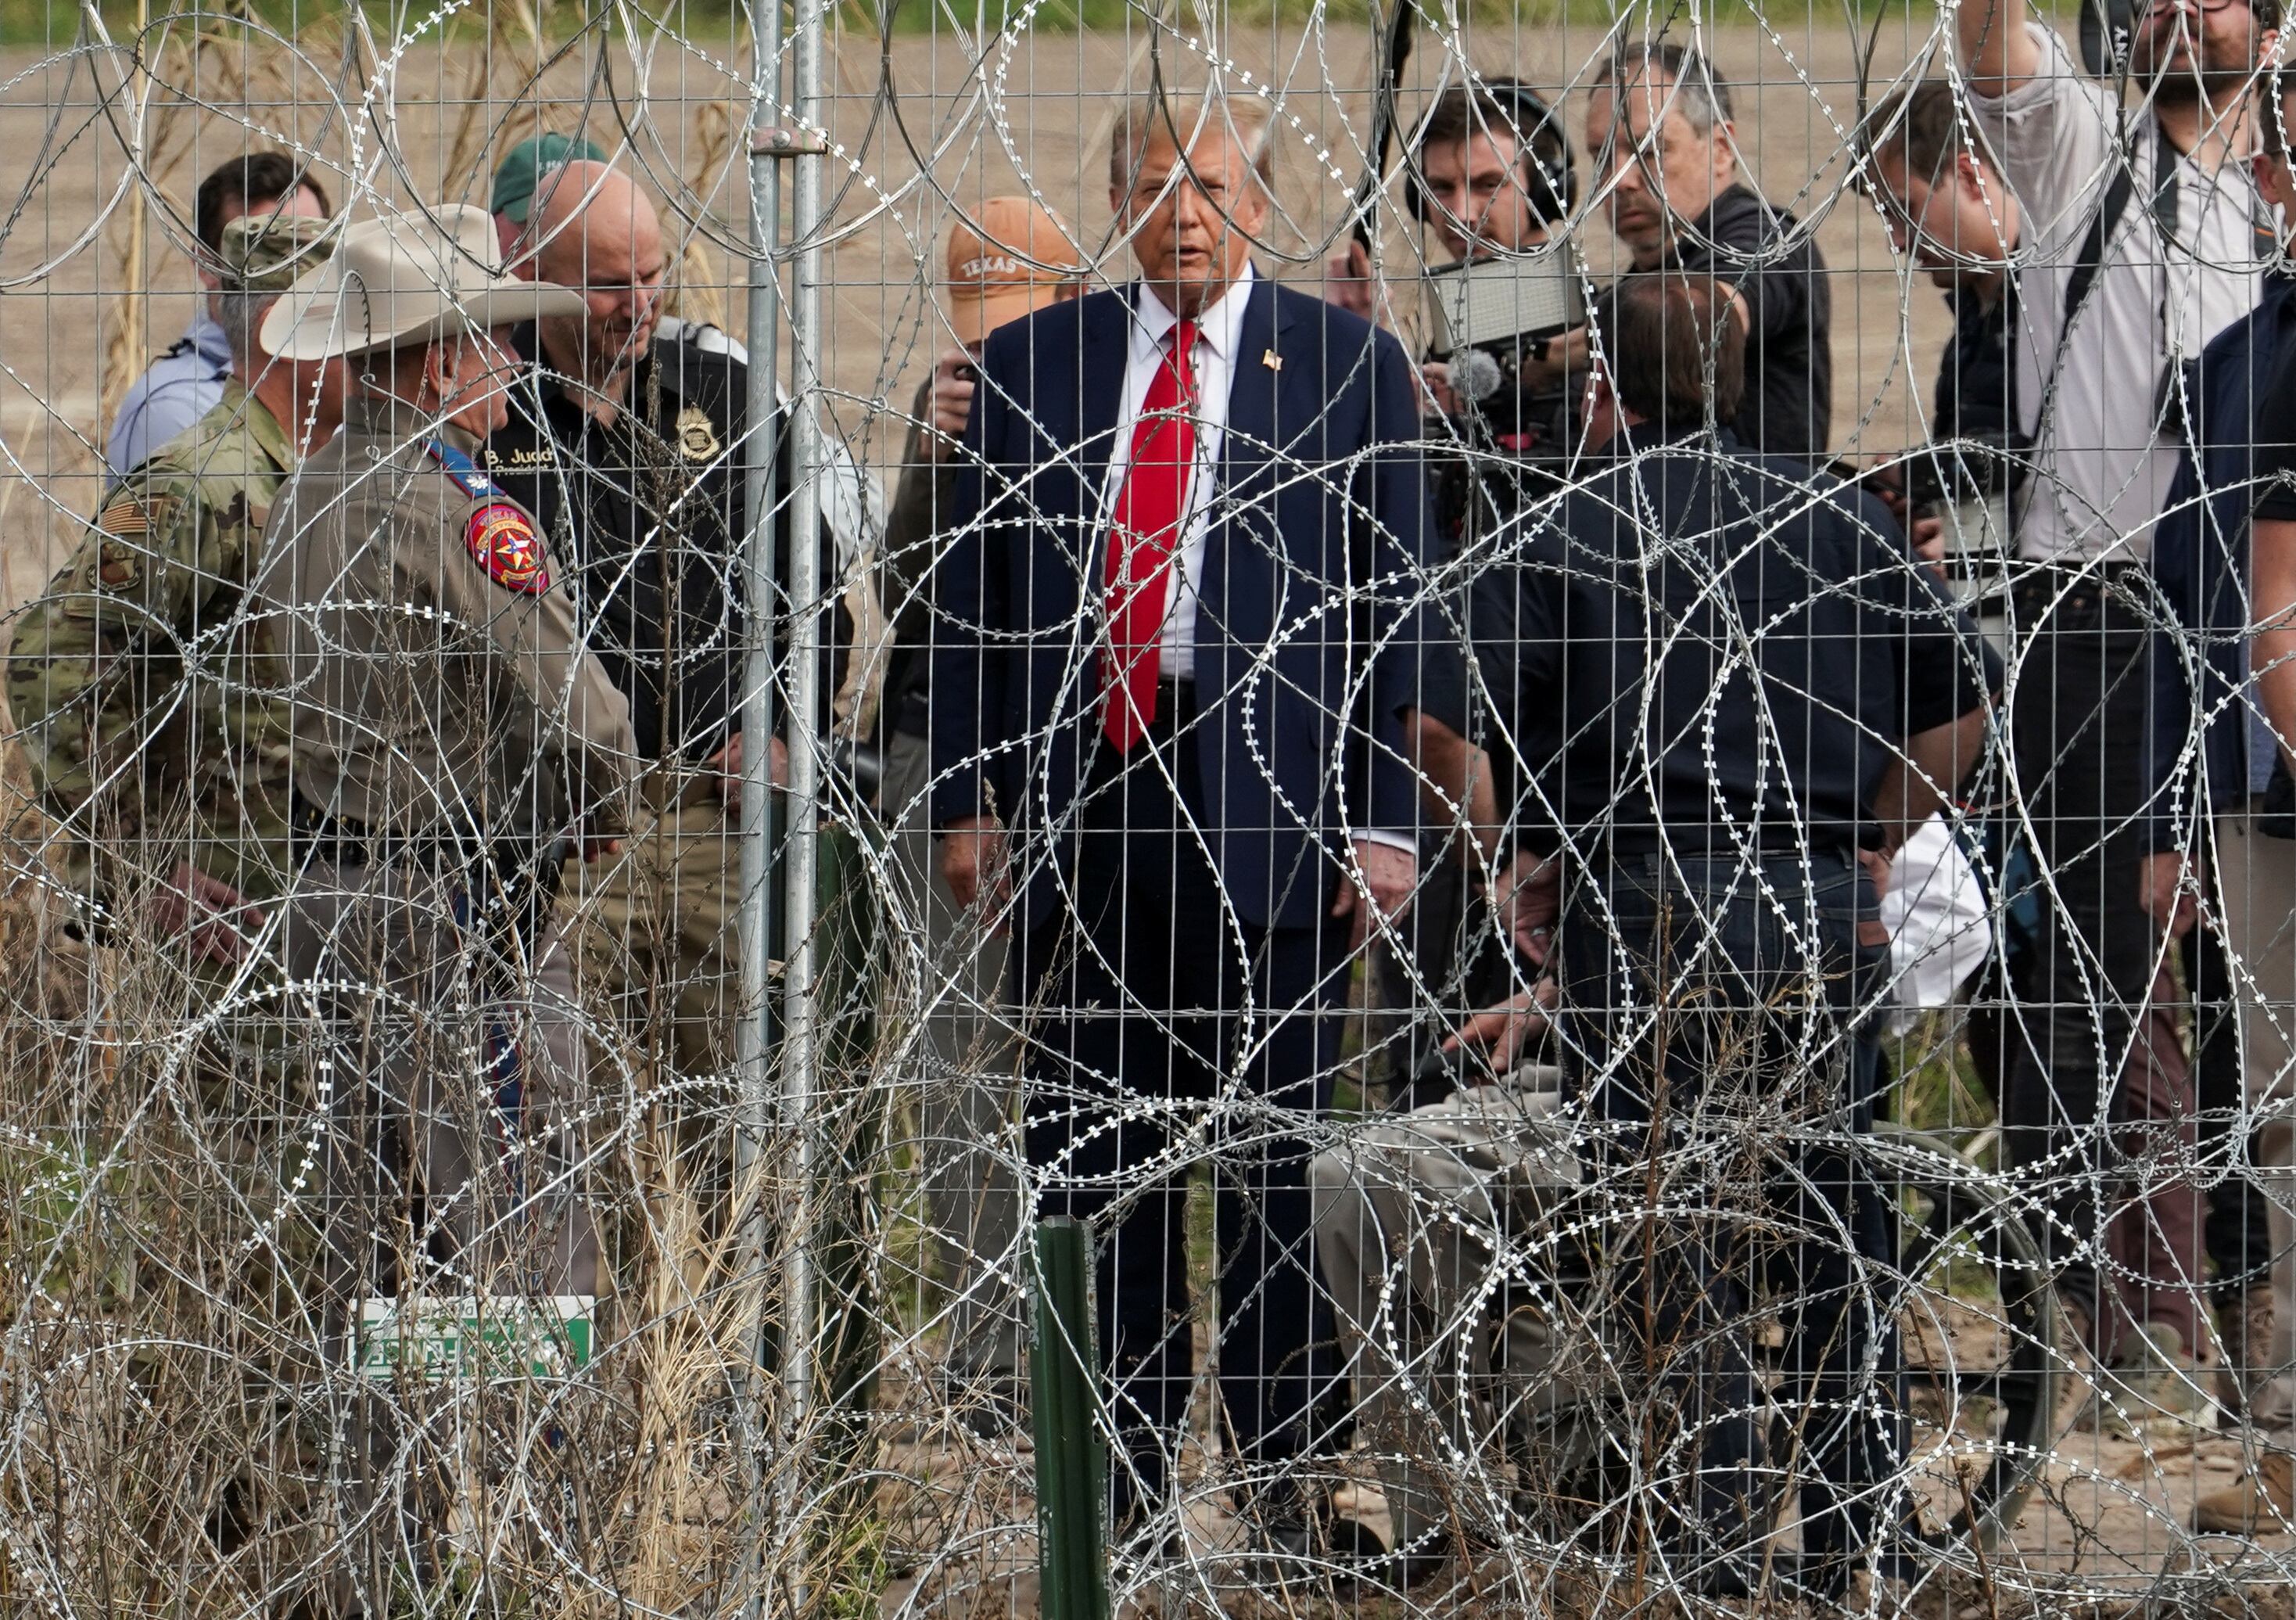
left=1031, top=1216, right=1110, bottom=1620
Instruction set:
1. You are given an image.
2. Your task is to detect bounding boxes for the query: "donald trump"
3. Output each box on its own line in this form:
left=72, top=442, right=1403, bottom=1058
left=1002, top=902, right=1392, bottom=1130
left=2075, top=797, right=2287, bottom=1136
left=931, top=90, right=1445, bottom=1568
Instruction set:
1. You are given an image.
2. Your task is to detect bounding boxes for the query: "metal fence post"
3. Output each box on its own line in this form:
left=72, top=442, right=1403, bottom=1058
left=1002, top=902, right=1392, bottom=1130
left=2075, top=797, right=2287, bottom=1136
left=1032, top=1216, right=1111, bottom=1620
left=737, top=0, right=787, bottom=1615
left=776, top=0, right=830, bottom=1609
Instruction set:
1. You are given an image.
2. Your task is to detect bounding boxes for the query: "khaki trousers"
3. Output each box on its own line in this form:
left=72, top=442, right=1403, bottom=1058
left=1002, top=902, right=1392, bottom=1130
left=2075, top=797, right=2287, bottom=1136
left=881, top=727, right=1021, bottom=1385
left=1308, top=1076, right=1598, bottom=1558
left=274, top=857, right=598, bottom=1616
left=278, top=857, right=599, bottom=1303
left=559, top=789, right=886, bottom=1533
left=2211, top=810, right=2296, bottom=1446
left=563, top=797, right=744, bottom=1089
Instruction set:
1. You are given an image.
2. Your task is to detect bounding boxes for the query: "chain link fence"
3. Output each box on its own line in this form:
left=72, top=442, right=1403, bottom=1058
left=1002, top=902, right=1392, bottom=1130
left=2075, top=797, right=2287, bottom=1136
left=0, top=1, right=2291, bottom=1615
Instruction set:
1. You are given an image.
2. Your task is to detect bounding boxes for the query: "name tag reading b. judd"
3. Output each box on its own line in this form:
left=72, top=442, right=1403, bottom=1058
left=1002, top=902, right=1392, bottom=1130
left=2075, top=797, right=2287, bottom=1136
left=357, top=1295, right=596, bottom=1382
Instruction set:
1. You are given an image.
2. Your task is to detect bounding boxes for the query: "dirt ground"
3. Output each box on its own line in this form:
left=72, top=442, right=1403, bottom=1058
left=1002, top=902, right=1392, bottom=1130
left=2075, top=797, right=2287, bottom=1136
left=7, top=14, right=2285, bottom=1616
left=870, top=1368, right=2296, bottom=1620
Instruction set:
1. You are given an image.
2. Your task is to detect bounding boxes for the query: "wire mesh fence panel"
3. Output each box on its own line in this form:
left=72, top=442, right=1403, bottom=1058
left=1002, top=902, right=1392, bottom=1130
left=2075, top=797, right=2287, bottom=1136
left=0, top=1, right=2292, bottom=1616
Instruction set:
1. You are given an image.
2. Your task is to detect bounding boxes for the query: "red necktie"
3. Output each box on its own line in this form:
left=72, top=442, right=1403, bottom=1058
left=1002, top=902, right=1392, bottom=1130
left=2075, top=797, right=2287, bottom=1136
left=1100, top=319, right=1199, bottom=752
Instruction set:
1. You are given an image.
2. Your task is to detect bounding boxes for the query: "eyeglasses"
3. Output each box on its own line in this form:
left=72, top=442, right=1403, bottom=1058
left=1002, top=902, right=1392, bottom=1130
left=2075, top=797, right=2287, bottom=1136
left=2140, top=0, right=2248, bottom=17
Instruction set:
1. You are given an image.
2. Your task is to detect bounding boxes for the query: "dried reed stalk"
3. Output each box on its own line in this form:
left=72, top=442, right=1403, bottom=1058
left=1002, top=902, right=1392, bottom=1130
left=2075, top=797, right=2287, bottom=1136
left=669, top=98, right=737, bottom=335
left=437, top=0, right=550, bottom=205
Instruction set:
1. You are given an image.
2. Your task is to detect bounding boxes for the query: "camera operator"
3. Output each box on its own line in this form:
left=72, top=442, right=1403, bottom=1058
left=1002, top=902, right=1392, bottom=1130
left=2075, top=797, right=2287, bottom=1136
left=1328, top=82, right=1584, bottom=510
left=1863, top=79, right=2025, bottom=603
left=1587, top=42, right=1834, bottom=459
left=1326, top=83, right=1581, bottom=1090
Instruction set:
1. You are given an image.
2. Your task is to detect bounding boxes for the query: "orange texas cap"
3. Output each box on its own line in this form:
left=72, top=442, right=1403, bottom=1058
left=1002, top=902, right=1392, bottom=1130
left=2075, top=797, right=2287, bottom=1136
left=945, top=196, right=1085, bottom=346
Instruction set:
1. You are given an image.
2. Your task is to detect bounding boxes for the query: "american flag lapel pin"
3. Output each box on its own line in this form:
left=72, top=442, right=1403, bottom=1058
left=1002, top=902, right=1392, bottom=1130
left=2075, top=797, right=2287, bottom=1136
left=1262, top=347, right=1282, bottom=372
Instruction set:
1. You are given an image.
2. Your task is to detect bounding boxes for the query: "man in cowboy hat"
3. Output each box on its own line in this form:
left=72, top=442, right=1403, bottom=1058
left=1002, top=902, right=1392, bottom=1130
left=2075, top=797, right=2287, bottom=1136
left=249, top=201, right=637, bottom=1611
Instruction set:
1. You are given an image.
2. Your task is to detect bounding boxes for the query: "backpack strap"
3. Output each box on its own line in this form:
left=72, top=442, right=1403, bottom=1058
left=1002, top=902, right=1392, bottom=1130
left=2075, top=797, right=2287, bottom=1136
left=2056, top=145, right=2138, bottom=355
left=2033, top=120, right=2183, bottom=430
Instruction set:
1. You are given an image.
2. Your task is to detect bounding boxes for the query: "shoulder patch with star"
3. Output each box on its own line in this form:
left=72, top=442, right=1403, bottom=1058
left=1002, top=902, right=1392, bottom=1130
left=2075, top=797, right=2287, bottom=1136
left=465, top=503, right=551, bottom=594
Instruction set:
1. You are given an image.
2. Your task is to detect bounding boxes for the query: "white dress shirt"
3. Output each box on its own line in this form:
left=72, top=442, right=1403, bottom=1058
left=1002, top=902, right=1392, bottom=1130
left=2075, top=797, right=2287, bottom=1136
left=1100, top=265, right=1256, bottom=682
left=1972, top=23, right=2265, bottom=565
left=1099, top=266, right=1413, bottom=856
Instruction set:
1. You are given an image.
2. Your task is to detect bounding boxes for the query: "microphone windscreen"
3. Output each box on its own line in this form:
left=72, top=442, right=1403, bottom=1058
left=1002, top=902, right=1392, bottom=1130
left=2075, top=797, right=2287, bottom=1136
left=1455, top=348, right=1504, bottom=404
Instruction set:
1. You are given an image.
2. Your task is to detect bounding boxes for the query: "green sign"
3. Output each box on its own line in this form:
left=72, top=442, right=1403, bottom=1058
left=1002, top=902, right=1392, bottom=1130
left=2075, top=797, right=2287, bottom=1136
left=357, top=1295, right=596, bottom=1382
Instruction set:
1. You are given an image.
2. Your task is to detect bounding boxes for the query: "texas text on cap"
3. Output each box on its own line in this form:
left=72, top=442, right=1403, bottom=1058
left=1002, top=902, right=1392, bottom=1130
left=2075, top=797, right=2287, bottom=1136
left=945, top=196, right=1084, bottom=347
left=491, top=132, right=608, bottom=225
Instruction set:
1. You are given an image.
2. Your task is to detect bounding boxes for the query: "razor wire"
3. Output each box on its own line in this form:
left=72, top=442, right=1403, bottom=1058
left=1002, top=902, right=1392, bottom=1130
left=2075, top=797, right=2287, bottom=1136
left=0, top=1, right=2290, bottom=1617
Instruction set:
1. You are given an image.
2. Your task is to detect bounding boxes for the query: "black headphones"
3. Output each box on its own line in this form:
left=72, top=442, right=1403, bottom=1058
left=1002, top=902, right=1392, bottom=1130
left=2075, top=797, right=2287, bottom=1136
left=2078, top=0, right=2137, bottom=77
left=1403, top=79, right=1580, bottom=232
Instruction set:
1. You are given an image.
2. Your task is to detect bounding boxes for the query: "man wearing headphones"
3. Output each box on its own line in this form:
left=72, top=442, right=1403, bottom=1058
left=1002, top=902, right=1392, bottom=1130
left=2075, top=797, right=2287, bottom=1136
left=1327, top=80, right=1580, bottom=424
left=1329, top=84, right=1581, bottom=1119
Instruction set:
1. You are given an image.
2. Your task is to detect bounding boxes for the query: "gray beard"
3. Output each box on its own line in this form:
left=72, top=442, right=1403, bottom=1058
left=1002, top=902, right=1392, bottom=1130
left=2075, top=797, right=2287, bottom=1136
left=542, top=322, right=645, bottom=398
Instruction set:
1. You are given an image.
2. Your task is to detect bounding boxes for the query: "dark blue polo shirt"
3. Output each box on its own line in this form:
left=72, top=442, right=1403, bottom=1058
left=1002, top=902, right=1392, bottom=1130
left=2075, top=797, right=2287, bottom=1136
left=1469, top=425, right=2000, bottom=860
left=2145, top=268, right=2296, bottom=843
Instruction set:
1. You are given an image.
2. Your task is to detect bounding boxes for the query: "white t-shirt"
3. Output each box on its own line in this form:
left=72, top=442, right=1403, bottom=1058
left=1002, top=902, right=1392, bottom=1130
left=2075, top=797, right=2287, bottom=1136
left=1882, top=816, right=1994, bottom=1036
left=1973, top=23, right=2266, bottom=565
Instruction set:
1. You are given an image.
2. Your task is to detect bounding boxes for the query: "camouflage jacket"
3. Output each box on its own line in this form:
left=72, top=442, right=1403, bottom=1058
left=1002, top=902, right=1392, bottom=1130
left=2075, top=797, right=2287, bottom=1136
left=6, top=382, right=303, bottom=908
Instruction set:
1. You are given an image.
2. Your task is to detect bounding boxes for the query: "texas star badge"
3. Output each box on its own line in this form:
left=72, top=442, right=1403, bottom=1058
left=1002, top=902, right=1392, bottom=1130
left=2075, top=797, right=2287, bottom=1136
left=676, top=405, right=721, bottom=462
left=465, top=503, right=551, bottom=594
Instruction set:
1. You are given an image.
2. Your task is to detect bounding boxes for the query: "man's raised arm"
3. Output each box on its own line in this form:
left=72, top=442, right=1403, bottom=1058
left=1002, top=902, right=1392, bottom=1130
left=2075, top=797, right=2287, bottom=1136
left=1953, top=0, right=2043, bottom=100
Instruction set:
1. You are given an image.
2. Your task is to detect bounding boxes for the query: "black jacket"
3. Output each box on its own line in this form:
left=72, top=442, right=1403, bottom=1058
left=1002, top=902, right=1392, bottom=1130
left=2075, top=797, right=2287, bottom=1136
left=490, top=322, right=848, bottom=761
left=929, top=276, right=1448, bottom=931
left=1663, top=185, right=1834, bottom=458
left=1469, top=426, right=1998, bottom=861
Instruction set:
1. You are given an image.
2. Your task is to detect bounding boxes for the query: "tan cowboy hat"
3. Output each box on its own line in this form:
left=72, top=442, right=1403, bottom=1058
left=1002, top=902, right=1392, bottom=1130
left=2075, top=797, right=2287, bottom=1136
left=260, top=202, right=587, bottom=361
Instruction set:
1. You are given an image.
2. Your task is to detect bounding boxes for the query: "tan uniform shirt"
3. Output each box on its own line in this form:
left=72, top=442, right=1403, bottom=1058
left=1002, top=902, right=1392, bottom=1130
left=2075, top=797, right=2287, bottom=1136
left=252, top=393, right=636, bottom=843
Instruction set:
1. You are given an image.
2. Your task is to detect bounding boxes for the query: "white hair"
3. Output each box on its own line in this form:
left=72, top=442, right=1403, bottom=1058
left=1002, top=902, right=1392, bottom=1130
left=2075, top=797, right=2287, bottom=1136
left=1108, top=92, right=1279, bottom=194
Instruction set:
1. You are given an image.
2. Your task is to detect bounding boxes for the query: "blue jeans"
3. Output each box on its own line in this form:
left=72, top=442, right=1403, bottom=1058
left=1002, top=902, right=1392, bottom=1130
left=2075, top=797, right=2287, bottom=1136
left=1559, top=851, right=1904, bottom=1597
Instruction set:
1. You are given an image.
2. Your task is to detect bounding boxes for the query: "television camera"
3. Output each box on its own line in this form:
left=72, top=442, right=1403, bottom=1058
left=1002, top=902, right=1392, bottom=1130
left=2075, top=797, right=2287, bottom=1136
left=1422, top=248, right=1588, bottom=528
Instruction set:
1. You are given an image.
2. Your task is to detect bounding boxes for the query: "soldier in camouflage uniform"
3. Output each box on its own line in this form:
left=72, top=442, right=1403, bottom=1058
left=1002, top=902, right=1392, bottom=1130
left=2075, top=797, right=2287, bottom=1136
left=2, top=215, right=347, bottom=1604
left=8, top=212, right=341, bottom=990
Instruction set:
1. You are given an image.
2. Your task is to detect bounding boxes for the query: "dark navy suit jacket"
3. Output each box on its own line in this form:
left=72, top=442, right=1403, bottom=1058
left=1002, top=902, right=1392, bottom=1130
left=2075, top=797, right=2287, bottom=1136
left=929, top=274, right=1446, bottom=932
left=2144, top=271, right=2296, bottom=851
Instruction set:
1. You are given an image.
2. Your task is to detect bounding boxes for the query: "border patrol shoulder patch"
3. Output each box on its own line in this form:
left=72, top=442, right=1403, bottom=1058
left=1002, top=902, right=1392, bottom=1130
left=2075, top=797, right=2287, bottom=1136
left=465, top=503, right=551, bottom=594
